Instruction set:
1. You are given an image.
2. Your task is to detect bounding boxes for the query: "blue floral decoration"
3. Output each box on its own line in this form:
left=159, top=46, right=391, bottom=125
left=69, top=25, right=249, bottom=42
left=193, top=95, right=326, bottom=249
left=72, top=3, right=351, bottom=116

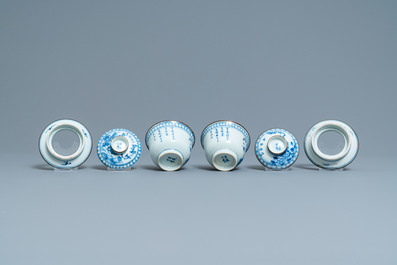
left=255, top=128, right=299, bottom=170
left=97, top=128, right=142, bottom=169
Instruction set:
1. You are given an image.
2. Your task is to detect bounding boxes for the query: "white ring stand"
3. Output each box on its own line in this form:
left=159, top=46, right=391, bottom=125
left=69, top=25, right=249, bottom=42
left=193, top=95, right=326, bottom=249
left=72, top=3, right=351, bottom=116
left=39, top=119, right=92, bottom=169
left=304, top=120, right=358, bottom=170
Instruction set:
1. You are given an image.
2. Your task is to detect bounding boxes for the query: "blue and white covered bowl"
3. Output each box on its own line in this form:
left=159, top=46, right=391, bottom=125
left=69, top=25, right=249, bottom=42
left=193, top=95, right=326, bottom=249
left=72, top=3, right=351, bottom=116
left=97, top=128, right=142, bottom=169
left=145, top=120, right=195, bottom=171
left=255, top=128, right=299, bottom=170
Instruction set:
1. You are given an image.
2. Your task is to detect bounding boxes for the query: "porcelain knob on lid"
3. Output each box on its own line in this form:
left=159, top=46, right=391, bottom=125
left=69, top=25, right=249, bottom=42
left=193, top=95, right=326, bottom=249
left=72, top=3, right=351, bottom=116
left=111, top=136, right=129, bottom=154
left=267, top=135, right=288, bottom=155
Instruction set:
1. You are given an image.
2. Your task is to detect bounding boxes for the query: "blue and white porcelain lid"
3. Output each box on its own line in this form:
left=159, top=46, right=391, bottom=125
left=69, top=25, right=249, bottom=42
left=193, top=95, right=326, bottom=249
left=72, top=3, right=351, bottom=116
left=97, top=128, right=142, bottom=169
left=255, top=128, right=299, bottom=170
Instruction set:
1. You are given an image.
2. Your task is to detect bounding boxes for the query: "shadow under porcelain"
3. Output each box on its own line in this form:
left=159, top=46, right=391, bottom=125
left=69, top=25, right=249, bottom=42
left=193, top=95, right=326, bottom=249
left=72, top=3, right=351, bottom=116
left=246, top=165, right=266, bottom=171
left=193, top=165, right=240, bottom=172
left=32, top=164, right=87, bottom=171
left=140, top=165, right=186, bottom=172
left=90, top=165, right=108, bottom=171
left=247, top=165, right=295, bottom=171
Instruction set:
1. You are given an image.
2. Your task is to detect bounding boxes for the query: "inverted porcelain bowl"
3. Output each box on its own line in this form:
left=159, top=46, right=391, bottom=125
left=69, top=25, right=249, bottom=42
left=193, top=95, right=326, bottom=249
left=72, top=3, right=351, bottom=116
left=201, top=120, right=250, bottom=171
left=145, top=120, right=195, bottom=171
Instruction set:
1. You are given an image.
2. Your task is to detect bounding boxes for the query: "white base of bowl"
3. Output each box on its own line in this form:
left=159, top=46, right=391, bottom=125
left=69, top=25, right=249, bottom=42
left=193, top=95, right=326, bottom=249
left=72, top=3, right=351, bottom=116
left=212, top=149, right=238, bottom=171
left=157, top=149, right=184, bottom=171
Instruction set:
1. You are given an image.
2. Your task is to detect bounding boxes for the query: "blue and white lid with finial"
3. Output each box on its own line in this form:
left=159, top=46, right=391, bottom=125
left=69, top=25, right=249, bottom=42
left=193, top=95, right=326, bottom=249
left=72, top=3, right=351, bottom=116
left=255, top=128, right=299, bottom=170
left=97, top=128, right=142, bottom=169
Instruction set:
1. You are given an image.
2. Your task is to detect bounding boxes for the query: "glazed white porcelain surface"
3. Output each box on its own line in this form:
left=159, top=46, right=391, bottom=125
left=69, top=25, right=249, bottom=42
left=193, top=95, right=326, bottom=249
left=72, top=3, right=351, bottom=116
left=145, top=121, right=195, bottom=171
left=255, top=128, right=299, bottom=170
left=97, top=128, right=142, bottom=169
left=201, top=120, right=250, bottom=171
left=39, top=119, right=92, bottom=169
left=304, top=120, right=359, bottom=169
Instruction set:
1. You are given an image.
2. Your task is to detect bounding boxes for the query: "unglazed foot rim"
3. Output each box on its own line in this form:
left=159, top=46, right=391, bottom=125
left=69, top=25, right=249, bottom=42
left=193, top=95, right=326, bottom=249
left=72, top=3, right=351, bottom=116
left=157, top=149, right=184, bottom=171
left=212, top=149, right=238, bottom=171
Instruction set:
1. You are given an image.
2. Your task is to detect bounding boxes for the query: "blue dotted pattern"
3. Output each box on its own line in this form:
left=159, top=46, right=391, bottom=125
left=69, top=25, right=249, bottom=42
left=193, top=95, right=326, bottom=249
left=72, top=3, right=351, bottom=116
left=255, top=129, right=299, bottom=170
left=97, top=128, right=142, bottom=169
left=201, top=121, right=250, bottom=151
left=145, top=121, right=195, bottom=148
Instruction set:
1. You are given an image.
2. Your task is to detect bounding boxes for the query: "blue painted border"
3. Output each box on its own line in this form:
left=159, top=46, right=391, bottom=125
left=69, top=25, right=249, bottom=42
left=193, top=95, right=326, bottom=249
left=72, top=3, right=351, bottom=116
left=145, top=121, right=195, bottom=149
left=200, top=121, right=250, bottom=151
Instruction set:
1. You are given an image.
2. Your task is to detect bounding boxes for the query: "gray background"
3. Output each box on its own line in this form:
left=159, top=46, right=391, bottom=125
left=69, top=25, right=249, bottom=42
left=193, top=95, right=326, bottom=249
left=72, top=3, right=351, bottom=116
left=0, top=0, right=396, bottom=264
